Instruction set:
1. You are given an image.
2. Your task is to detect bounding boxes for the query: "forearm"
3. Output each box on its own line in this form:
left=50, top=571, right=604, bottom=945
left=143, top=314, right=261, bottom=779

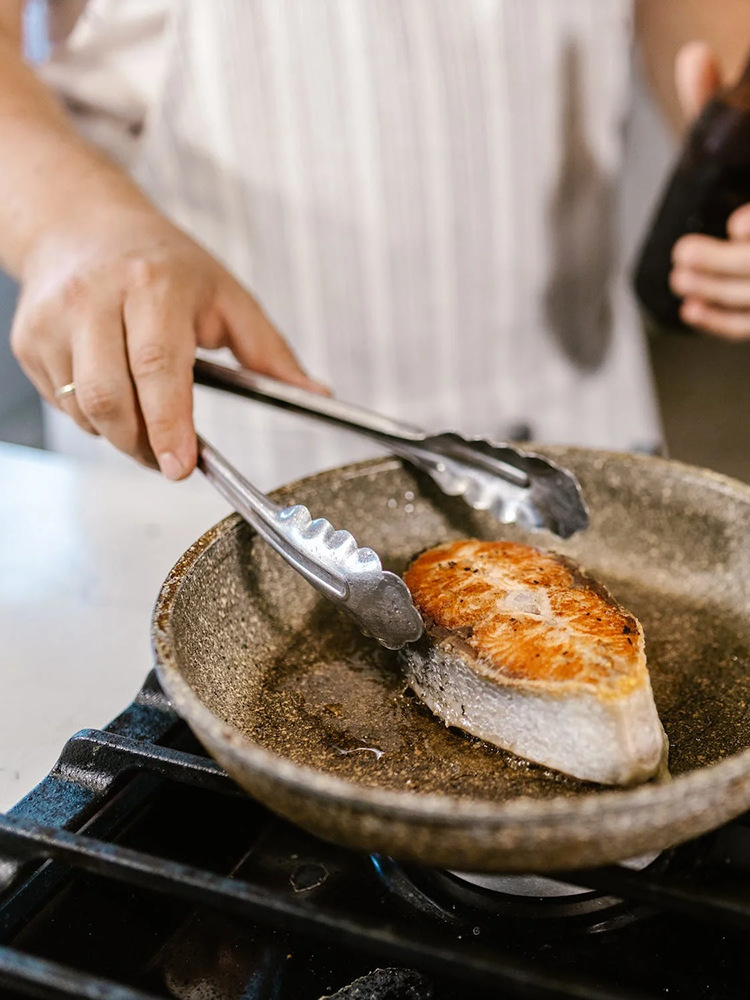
left=2, top=6, right=321, bottom=478
left=0, top=23, right=152, bottom=279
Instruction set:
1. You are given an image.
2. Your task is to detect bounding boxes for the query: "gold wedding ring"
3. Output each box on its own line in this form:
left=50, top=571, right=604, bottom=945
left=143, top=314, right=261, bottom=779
left=54, top=382, right=77, bottom=402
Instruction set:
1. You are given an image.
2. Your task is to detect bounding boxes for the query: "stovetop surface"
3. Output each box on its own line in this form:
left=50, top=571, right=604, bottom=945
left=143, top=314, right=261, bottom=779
left=1, top=673, right=750, bottom=1000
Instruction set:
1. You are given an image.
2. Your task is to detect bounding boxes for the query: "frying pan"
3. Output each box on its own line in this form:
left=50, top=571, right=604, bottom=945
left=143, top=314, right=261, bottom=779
left=153, top=447, right=750, bottom=872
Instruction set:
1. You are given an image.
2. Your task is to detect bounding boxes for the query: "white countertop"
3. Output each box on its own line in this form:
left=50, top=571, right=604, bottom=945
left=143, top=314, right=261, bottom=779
left=0, top=442, right=231, bottom=811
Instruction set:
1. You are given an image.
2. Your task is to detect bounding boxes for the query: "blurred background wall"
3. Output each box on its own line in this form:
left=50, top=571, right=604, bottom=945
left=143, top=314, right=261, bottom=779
left=0, top=275, right=42, bottom=448
left=0, top=0, right=45, bottom=449
left=1, top=50, right=748, bottom=480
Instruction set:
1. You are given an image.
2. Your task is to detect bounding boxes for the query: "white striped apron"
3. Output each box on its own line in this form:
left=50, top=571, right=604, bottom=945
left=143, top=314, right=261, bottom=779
left=42, top=0, right=661, bottom=489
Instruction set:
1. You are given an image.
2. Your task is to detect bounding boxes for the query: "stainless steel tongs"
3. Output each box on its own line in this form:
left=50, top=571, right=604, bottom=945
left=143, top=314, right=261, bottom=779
left=197, top=436, right=424, bottom=650
left=195, top=358, right=588, bottom=536
left=194, top=358, right=589, bottom=650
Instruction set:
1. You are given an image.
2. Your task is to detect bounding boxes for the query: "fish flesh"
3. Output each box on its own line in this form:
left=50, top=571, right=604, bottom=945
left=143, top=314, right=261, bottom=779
left=402, top=539, right=667, bottom=785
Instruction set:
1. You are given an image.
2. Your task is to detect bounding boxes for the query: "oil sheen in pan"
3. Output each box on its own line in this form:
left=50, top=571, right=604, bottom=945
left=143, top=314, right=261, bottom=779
left=226, top=579, right=750, bottom=800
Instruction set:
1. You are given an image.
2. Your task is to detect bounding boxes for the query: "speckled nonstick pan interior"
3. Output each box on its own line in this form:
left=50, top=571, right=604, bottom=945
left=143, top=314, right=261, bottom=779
left=153, top=447, right=750, bottom=872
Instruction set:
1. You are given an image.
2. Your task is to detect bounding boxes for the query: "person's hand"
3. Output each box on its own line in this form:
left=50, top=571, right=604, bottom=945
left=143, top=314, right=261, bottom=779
left=11, top=203, right=325, bottom=479
left=669, top=42, right=750, bottom=339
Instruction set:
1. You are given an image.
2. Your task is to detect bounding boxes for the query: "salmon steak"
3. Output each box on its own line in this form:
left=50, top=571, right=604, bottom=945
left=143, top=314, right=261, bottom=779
left=402, top=539, right=667, bottom=785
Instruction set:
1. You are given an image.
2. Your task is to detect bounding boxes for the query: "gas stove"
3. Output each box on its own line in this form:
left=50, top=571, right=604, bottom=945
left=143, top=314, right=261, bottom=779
left=1, top=672, right=750, bottom=999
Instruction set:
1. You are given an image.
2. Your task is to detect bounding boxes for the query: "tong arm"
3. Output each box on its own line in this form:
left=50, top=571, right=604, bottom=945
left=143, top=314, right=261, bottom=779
left=196, top=436, right=424, bottom=648
left=197, top=436, right=346, bottom=600
left=194, top=359, right=425, bottom=443
left=194, top=359, right=530, bottom=488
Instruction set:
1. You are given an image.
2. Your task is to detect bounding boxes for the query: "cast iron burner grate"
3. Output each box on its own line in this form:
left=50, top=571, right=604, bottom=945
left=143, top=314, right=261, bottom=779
left=2, top=673, right=750, bottom=999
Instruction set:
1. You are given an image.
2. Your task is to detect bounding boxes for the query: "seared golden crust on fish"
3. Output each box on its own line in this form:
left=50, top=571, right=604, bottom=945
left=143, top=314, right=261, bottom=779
left=404, top=539, right=644, bottom=696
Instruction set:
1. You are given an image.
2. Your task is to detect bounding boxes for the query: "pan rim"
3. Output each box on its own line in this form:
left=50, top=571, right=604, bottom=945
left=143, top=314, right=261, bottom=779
left=152, top=449, right=750, bottom=830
